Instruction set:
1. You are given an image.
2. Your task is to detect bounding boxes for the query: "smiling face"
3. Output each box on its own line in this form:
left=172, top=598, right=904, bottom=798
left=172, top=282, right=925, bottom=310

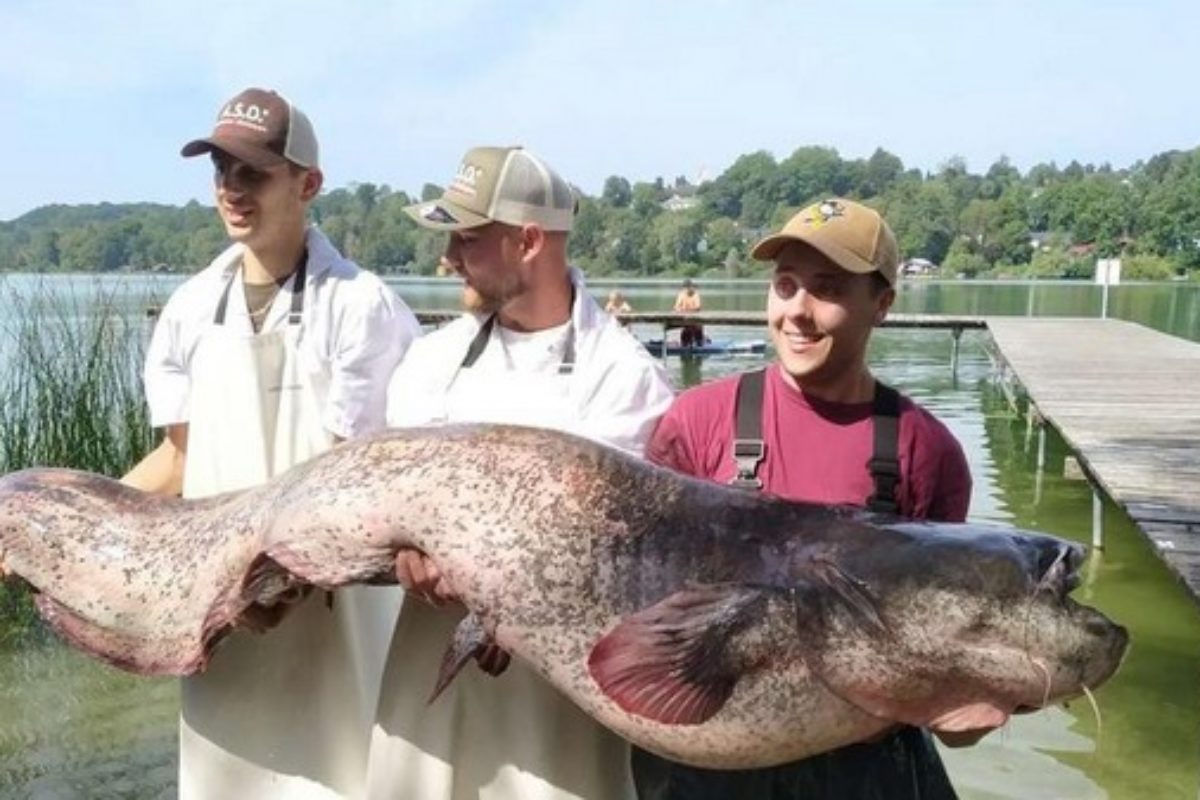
left=767, top=242, right=895, bottom=396
left=211, top=151, right=317, bottom=252
left=444, top=222, right=529, bottom=313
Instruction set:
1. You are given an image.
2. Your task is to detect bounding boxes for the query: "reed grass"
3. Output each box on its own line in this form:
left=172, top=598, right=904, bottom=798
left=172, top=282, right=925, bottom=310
left=0, top=277, right=160, bottom=643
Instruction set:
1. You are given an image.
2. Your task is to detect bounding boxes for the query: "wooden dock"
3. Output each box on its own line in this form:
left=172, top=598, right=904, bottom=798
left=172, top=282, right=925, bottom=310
left=414, top=310, right=988, bottom=331
left=986, top=318, right=1200, bottom=600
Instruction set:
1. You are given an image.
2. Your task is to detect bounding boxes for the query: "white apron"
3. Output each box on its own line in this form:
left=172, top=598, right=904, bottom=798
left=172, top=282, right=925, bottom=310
left=179, top=262, right=401, bottom=800
left=366, top=317, right=635, bottom=800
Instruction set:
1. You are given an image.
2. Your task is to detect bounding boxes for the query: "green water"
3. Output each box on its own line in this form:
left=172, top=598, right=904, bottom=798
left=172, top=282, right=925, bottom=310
left=1, top=277, right=1198, bottom=798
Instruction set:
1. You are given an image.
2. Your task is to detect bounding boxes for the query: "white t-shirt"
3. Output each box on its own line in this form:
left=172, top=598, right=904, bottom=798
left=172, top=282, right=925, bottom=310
left=145, top=226, right=421, bottom=440
left=386, top=269, right=674, bottom=457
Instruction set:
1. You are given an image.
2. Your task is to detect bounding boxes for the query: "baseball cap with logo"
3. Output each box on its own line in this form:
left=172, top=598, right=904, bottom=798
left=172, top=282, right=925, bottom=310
left=750, top=198, right=899, bottom=286
left=181, top=88, right=319, bottom=170
left=405, top=146, right=575, bottom=232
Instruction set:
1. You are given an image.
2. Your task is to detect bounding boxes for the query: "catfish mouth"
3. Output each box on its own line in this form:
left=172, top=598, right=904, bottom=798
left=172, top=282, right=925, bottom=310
left=1016, top=539, right=1129, bottom=711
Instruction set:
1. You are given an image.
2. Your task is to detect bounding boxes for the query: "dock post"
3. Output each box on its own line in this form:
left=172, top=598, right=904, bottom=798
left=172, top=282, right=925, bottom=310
left=1034, top=418, right=1047, bottom=506
left=950, top=327, right=963, bottom=376
left=1092, top=488, right=1105, bottom=550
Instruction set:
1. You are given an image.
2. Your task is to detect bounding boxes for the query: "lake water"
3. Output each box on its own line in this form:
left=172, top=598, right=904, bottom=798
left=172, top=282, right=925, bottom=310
left=0, top=275, right=1198, bottom=799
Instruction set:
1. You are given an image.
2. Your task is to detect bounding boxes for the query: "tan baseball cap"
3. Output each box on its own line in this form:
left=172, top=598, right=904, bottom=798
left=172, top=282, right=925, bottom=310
left=751, top=198, right=899, bottom=285
left=405, top=146, right=575, bottom=232
left=181, top=88, right=319, bottom=170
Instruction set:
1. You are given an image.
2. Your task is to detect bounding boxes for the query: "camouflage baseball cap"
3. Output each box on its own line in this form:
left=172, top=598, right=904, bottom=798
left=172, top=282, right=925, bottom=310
left=406, top=146, right=575, bottom=232
left=181, top=88, right=319, bottom=170
left=751, top=198, right=899, bottom=285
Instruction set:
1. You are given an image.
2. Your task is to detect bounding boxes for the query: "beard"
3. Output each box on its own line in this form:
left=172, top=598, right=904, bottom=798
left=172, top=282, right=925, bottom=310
left=460, top=268, right=523, bottom=315
left=461, top=284, right=502, bottom=314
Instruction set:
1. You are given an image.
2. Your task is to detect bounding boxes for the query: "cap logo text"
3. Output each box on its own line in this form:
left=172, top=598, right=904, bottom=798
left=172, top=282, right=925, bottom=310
left=219, top=102, right=271, bottom=132
left=450, top=163, right=483, bottom=198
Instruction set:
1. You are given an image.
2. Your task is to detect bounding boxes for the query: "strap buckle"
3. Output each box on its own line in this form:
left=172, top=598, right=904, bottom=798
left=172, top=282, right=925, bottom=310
left=730, top=439, right=765, bottom=490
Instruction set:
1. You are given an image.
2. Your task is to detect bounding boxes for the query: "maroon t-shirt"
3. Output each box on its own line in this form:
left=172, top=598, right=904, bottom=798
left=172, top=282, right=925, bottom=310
left=647, top=366, right=971, bottom=522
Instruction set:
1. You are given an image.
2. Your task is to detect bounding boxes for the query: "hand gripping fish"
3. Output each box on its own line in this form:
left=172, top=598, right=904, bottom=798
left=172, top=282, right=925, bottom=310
left=0, top=424, right=1128, bottom=768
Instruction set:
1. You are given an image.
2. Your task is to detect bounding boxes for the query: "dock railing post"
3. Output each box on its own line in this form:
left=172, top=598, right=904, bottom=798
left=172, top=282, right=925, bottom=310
left=1092, top=487, right=1105, bottom=550
left=1095, top=257, right=1120, bottom=320
left=950, top=327, right=962, bottom=377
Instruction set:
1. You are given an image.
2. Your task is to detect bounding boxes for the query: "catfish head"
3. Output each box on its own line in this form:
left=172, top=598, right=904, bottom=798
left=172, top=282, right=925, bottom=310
left=784, top=514, right=1129, bottom=732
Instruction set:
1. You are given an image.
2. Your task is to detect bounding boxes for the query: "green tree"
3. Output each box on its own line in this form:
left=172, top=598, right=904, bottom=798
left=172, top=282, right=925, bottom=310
left=601, top=176, right=632, bottom=208
left=775, top=146, right=844, bottom=206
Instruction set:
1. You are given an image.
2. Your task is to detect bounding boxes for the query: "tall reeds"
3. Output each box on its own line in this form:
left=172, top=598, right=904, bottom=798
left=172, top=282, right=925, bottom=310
left=0, top=276, right=160, bottom=642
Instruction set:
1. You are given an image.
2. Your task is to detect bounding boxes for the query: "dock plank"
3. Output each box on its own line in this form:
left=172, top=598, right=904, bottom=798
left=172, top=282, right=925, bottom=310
left=987, top=317, right=1200, bottom=602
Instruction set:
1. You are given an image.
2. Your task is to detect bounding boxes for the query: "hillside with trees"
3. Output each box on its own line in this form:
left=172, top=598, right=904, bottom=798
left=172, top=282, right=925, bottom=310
left=2, top=145, right=1198, bottom=280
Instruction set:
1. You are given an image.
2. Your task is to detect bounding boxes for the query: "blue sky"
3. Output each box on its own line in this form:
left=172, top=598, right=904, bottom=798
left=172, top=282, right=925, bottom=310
left=1, top=0, right=1196, bottom=221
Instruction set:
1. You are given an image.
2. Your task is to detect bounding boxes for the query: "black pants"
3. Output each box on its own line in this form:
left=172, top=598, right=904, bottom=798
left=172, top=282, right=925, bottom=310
left=680, top=324, right=705, bottom=348
left=631, top=727, right=959, bottom=800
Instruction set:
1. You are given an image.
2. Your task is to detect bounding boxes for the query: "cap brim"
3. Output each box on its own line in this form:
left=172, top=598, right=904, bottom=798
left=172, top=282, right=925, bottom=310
left=180, top=137, right=287, bottom=170
left=402, top=199, right=491, bottom=231
left=751, top=234, right=878, bottom=276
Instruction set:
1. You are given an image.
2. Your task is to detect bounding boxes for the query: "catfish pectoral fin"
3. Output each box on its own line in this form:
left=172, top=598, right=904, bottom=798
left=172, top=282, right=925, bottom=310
left=587, top=584, right=765, bottom=726
left=429, top=612, right=496, bottom=703
left=807, top=556, right=888, bottom=636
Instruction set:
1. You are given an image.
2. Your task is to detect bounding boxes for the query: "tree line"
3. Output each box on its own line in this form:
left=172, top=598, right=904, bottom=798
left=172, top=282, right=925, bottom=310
left=2, top=145, right=1199, bottom=280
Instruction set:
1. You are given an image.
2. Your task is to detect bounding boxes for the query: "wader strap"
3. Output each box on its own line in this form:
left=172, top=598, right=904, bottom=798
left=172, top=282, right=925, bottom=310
left=866, top=382, right=901, bottom=514
left=214, top=251, right=308, bottom=327
left=729, top=372, right=903, bottom=509
left=730, top=368, right=766, bottom=490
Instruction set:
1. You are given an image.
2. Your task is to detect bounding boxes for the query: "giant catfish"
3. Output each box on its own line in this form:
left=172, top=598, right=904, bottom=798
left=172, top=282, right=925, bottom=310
left=0, top=424, right=1128, bottom=768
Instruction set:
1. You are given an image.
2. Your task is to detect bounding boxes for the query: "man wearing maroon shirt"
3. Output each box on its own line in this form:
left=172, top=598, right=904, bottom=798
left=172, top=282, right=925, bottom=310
left=633, top=198, right=978, bottom=799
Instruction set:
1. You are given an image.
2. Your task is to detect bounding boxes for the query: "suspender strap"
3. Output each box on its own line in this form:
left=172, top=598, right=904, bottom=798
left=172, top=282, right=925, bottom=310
left=460, top=313, right=576, bottom=373
left=286, top=257, right=307, bottom=325
left=214, top=272, right=235, bottom=325
left=866, top=381, right=901, bottom=514
left=460, top=314, right=497, bottom=368
left=730, top=368, right=766, bottom=490
left=557, top=324, right=576, bottom=376
left=213, top=251, right=308, bottom=327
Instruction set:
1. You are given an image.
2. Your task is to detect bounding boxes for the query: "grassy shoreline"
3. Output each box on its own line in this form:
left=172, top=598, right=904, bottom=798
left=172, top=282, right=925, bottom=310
left=0, top=278, right=158, bottom=641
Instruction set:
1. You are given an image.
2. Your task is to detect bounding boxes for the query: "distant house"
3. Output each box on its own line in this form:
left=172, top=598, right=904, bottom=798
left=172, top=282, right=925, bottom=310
left=661, top=193, right=700, bottom=213
left=901, top=258, right=938, bottom=276
left=1029, top=231, right=1053, bottom=251
left=1067, top=242, right=1097, bottom=258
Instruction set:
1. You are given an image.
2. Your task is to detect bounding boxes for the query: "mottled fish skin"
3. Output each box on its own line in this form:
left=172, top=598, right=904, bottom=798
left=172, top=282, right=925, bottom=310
left=0, top=424, right=1128, bottom=769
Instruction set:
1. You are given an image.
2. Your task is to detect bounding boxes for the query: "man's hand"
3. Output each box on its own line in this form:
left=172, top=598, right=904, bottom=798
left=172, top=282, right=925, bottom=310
left=475, top=642, right=511, bottom=677
left=394, top=547, right=459, bottom=606
left=234, top=585, right=310, bottom=632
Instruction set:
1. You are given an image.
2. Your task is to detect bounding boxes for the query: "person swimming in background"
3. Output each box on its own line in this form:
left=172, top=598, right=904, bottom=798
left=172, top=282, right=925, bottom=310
left=673, top=278, right=704, bottom=347
left=605, top=289, right=633, bottom=315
